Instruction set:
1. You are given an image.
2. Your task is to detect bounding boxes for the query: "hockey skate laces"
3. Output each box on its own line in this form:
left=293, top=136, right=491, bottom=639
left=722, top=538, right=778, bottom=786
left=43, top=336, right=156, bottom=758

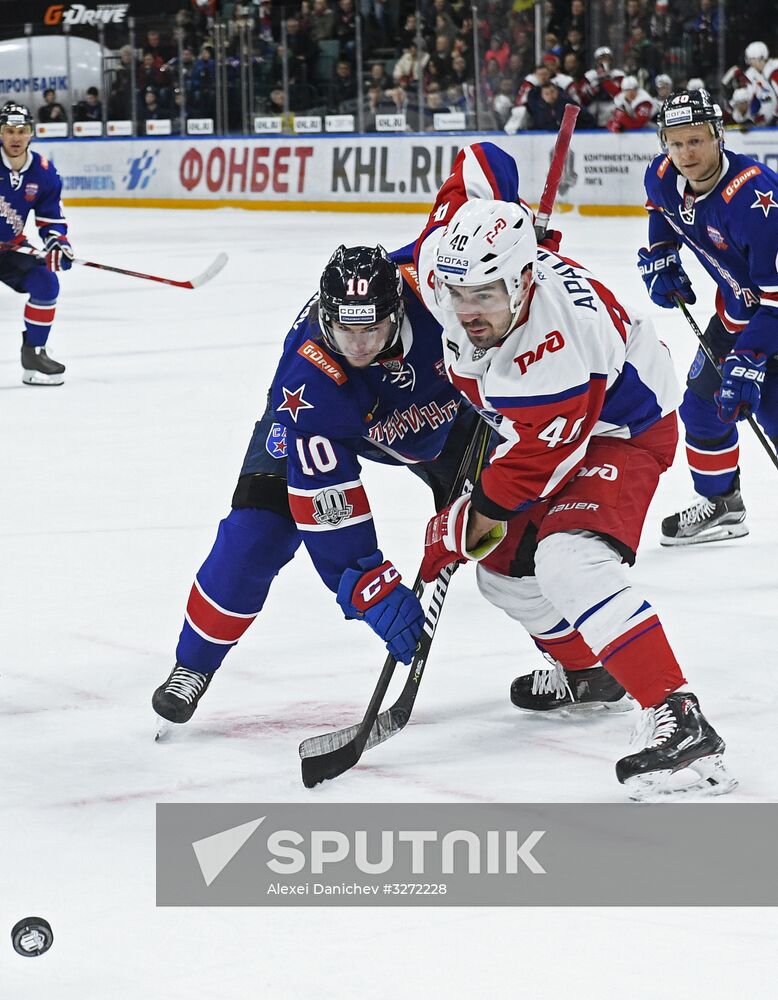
left=166, top=667, right=207, bottom=704
left=678, top=496, right=716, bottom=528
left=531, top=662, right=572, bottom=700
left=629, top=703, right=677, bottom=751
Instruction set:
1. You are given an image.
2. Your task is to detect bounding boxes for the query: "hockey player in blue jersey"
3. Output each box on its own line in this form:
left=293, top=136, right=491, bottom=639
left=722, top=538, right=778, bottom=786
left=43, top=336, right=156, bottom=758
left=152, top=244, right=482, bottom=724
left=0, top=103, right=72, bottom=385
left=638, top=88, right=778, bottom=544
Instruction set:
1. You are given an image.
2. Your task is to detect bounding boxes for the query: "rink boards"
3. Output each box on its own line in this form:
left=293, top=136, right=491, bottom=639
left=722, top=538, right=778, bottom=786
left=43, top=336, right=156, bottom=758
left=38, top=128, right=778, bottom=215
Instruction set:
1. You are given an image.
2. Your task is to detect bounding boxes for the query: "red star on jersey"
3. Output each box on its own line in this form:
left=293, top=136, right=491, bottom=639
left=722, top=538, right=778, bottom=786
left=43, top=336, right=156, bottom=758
left=750, top=189, right=778, bottom=218
left=277, top=384, right=314, bottom=422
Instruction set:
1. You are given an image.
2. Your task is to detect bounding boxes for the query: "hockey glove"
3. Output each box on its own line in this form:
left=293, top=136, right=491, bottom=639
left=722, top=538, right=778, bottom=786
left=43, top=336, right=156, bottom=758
left=43, top=233, right=74, bottom=272
left=421, top=494, right=506, bottom=583
left=336, top=551, right=424, bottom=665
left=715, top=349, right=766, bottom=423
left=637, top=245, right=696, bottom=309
left=538, top=229, right=562, bottom=253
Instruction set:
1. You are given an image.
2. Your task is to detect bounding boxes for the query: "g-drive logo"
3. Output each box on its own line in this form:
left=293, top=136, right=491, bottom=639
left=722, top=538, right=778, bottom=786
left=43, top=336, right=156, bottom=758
left=192, top=815, right=546, bottom=885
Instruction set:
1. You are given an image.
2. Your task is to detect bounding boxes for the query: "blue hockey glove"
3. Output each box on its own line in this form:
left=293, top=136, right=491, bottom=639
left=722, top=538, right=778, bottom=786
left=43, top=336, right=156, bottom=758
left=43, top=233, right=74, bottom=272
left=715, top=349, right=767, bottom=423
left=637, top=245, right=696, bottom=309
left=336, top=551, right=424, bottom=665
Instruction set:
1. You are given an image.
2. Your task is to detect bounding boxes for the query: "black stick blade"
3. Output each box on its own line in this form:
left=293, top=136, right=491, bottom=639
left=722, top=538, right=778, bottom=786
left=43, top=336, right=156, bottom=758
left=301, top=741, right=362, bottom=788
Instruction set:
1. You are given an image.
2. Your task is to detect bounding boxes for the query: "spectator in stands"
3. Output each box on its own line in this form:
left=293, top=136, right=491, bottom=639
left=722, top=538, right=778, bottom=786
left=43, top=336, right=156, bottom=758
left=140, top=88, right=166, bottom=132
left=137, top=51, right=168, bottom=94
left=74, top=87, right=102, bottom=123
left=527, top=80, right=584, bottom=130
left=191, top=44, right=216, bottom=117
left=450, top=51, right=471, bottom=88
left=562, top=27, right=585, bottom=62
left=492, top=76, right=517, bottom=127
left=108, top=44, right=134, bottom=119
left=564, top=0, right=587, bottom=39
left=625, top=0, right=648, bottom=35
left=606, top=74, right=655, bottom=131
left=393, top=41, right=429, bottom=87
left=144, top=28, right=172, bottom=68
left=37, top=88, right=68, bottom=124
left=689, top=0, right=719, bottom=81
left=484, top=31, right=510, bottom=73
left=172, top=8, right=198, bottom=52
left=164, top=44, right=196, bottom=95
left=367, top=60, right=392, bottom=93
left=399, top=11, right=419, bottom=52
left=335, top=0, right=357, bottom=58
left=284, top=16, right=317, bottom=85
left=625, top=24, right=662, bottom=79
left=333, top=58, right=357, bottom=108
left=310, top=0, right=336, bottom=43
left=649, top=0, right=683, bottom=59
left=430, top=34, right=454, bottom=87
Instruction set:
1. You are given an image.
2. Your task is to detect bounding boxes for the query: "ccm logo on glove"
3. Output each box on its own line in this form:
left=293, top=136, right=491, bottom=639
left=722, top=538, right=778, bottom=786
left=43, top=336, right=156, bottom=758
left=351, top=561, right=401, bottom=612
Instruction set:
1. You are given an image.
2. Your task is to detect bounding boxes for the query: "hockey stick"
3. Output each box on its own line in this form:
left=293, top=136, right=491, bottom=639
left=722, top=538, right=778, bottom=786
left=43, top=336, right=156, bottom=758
left=1, top=241, right=228, bottom=289
left=675, top=297, right=778, bottom=472
left=299, top=115, right=582, bottom=787
left=299, top=416, right=492, bottom=788
left=533, top=102, right=579, bottom=241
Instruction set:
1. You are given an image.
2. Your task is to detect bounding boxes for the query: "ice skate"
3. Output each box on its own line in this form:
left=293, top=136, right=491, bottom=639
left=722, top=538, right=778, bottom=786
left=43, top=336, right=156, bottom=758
left=510, top=662, right=631, bottom=716
left=21, top=335, right=65, bottom=386
left=152, top=663, right=213, bottom=734
left=616, top=692, right=737, bottom=801
left=660, top=479, right=747, bottom=546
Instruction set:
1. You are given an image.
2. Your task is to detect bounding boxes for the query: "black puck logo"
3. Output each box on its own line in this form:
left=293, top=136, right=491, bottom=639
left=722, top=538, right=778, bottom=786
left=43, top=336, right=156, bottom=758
left=11, top=917, right=53, bottom=957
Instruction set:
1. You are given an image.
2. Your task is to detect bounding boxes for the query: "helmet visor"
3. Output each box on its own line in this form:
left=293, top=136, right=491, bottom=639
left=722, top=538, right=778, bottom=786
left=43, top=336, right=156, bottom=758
left=326, top=316, right=394, bottom=363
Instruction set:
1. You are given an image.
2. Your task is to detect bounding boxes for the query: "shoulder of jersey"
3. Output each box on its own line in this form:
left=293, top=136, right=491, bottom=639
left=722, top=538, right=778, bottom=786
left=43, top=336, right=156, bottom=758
left=32, top=151, right=55, bottom=174
left=716, top=151, right=778, bottom=209
left=646, top=153, right=673, bottom=187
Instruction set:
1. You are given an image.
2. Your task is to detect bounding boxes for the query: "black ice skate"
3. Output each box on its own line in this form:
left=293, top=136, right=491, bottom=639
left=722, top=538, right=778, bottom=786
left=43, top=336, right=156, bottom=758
left=510, top=662, right=630, bottom=715
left=153, top=663, right=213, bottom=732
left=660, top=478, right=747, bottom=546
left=616, top=691, right=737, bottom=800
left=21, top=334, right=66, bottom=386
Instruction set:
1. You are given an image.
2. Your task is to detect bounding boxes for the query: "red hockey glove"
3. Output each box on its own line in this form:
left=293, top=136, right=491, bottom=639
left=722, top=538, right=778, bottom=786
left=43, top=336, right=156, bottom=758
left=421, top=495, right=506, bottom=583
left=539, top=229, right=562, bottom=253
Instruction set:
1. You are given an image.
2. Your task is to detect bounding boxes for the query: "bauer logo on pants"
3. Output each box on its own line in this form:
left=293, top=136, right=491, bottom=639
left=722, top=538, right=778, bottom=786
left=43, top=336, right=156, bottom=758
left=156, top=803, right=778, bottom=906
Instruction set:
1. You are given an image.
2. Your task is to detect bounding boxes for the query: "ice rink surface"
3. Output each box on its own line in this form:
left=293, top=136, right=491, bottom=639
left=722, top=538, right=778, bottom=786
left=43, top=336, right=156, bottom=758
left=1, top=206, right=775, bottom=997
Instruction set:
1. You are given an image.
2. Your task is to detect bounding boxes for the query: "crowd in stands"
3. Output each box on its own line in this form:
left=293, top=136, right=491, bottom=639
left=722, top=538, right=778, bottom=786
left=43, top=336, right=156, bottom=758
left=31, top=1, right=778, bottom=132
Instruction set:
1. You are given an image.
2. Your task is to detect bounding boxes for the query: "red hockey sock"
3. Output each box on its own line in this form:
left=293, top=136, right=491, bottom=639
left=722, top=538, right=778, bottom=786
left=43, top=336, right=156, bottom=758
left=534, top=628, right=599, bottom=672
left=598, top=615, right=686, bottom=708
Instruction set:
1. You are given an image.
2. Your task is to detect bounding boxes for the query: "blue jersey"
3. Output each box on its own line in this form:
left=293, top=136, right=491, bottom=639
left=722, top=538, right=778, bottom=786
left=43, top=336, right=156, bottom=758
left=644, top=150, right=778, bottom=344
left=270, top=263, right=461, bottom=591
left=0, top=149, right=68, bottom=246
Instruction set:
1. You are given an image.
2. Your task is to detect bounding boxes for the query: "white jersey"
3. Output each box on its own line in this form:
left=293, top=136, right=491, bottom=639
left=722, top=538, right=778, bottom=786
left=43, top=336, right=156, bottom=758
left=418, top=246, right=680, bottom=514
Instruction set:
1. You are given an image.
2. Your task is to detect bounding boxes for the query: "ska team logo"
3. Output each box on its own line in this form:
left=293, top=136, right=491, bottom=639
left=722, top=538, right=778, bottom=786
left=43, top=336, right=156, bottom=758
left=312, top=487, right=353, bottom=526
left=265, top=422, right=288, bottom=459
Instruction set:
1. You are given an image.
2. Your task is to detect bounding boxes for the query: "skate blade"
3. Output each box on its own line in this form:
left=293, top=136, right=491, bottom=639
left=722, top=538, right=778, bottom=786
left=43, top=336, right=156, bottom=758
left=22, top=371, right=65, bottom=386
left=660, top=522, right=748, bottom=546
left=623, top=753, right=738, bottom=801
left=154, top=716, right=172, bottom=742
left=514, top=696, right=634, bottom=719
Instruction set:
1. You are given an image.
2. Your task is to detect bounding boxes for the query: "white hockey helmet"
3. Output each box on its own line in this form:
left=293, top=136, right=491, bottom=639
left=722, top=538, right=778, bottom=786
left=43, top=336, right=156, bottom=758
left=434, top=199, right=537, bottom=325
left=745, top=41, right=769, bottom=65
left=731, top=87, right=752, bottom=105
left=655, top=73, right=673, bottom=89
left=621, top=75, right=639, bottom=91
left=594, top=46, right=613, bottom=62
left=687, top=77, right=705, bottom=91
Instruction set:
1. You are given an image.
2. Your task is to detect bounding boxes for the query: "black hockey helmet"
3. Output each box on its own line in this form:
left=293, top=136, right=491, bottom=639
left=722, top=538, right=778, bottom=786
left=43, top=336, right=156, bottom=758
left=0, top=103, right=34, bottom=127
left=318, top=245, right=404, bottom=359
left=657, top=88, right=723, bottom=147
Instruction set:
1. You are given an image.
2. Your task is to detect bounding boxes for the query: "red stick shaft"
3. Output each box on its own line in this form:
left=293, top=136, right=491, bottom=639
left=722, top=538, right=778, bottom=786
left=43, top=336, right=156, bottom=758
left=534, top=103, right=580, bottom=234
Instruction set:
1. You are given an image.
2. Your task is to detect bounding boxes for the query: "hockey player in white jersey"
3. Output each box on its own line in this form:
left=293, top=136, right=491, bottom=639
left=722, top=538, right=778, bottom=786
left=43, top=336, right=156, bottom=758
left=414, top=198, right=735, bottom=800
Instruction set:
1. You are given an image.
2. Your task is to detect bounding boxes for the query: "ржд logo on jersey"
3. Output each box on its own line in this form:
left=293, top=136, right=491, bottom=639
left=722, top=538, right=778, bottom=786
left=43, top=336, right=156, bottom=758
left=514, top=330, right=565, bottom=376
left=312, top=487, right=353, bottom=526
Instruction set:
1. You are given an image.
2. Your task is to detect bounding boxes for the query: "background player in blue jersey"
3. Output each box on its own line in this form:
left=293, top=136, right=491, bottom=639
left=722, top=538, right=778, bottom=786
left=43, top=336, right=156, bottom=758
left=152, top=244, right=482, bottom=725
left=638, top=89, right=778, bottom=544
left=0, top=103, right=72, bottom=386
